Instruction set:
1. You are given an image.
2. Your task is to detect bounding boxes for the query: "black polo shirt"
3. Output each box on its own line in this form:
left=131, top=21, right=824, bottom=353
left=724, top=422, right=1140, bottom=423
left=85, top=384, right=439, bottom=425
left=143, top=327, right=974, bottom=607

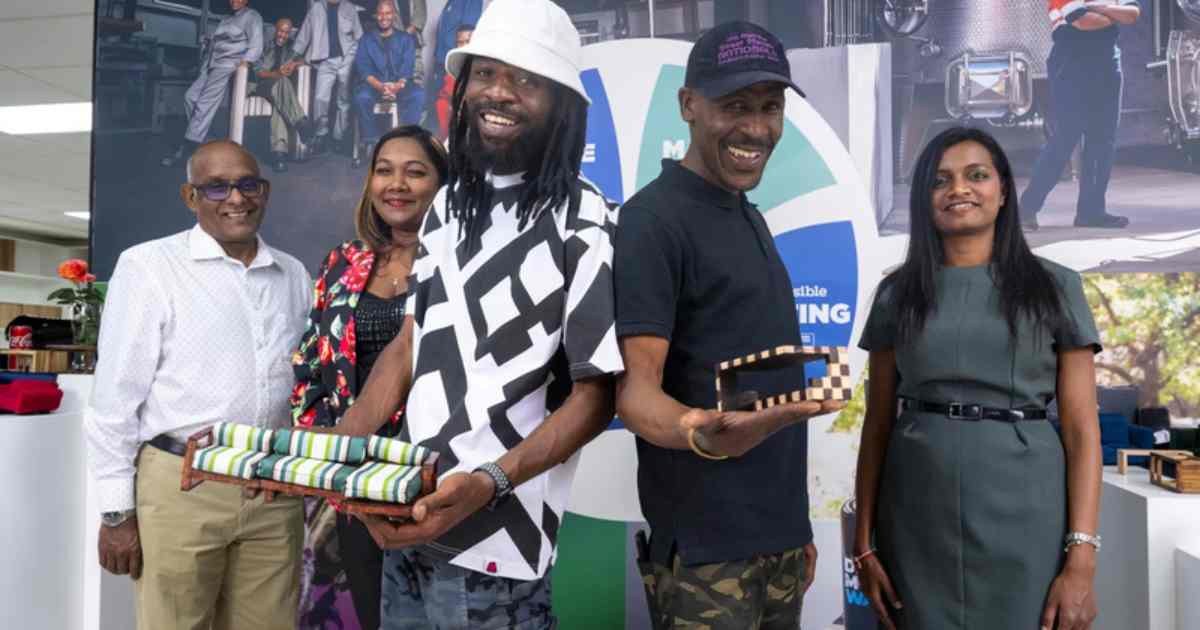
left=614, top=159, right=813, bottom=566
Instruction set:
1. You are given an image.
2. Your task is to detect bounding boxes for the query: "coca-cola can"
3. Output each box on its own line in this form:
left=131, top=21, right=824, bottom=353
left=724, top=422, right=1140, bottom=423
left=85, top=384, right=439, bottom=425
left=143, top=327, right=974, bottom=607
left=9, top=325, right=32, bottom=349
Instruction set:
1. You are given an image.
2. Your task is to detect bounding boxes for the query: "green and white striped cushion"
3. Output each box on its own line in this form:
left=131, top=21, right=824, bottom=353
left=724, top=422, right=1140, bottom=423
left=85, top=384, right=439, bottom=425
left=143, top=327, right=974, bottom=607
left=366, top=436, right=433, bottom=466
left=193, top=445, right=267, bottom=480
left=344, top=462, right=423, bottom=504
left=213, top=422, right=275, bottom=452
left=272, top=429, right=367, bottom=464
left=256, top=454, right=354, bottom=492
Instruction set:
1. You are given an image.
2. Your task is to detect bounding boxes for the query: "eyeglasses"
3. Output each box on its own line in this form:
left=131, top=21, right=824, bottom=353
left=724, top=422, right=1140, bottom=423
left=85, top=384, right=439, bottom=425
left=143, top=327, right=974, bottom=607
left=192, top=177, right=270, bottom=201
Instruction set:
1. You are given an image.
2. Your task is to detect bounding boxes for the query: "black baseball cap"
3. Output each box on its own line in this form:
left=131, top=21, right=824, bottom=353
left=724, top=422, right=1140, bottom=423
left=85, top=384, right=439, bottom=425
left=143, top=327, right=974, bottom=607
left=684, top=21, right=805, bottom=99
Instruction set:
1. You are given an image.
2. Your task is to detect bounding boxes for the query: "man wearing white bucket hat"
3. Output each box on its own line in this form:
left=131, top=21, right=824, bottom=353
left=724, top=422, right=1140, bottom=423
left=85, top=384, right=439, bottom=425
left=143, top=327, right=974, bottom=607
left=330, top=0, right=623, bottom=627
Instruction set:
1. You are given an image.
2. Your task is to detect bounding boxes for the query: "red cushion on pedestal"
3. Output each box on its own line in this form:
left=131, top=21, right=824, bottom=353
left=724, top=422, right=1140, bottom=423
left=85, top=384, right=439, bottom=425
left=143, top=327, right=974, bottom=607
left=0, top=381, right=64, bottom=414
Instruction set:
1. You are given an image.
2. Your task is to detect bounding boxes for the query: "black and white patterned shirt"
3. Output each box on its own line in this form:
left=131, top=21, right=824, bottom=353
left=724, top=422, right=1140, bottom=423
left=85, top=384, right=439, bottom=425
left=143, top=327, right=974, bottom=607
left=403, top=172, right=623, bottom=580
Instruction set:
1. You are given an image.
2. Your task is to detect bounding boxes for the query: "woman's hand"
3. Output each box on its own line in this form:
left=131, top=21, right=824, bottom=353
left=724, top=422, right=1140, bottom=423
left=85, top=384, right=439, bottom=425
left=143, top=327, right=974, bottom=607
left=859, top=553, right=903, bottom=629
left=1040, top=561, right=1097, bottom=630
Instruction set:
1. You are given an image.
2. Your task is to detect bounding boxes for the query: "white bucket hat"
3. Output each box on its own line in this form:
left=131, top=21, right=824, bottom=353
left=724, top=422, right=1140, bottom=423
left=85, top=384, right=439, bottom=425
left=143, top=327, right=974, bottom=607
left=444, top=0, right=591, bottom=105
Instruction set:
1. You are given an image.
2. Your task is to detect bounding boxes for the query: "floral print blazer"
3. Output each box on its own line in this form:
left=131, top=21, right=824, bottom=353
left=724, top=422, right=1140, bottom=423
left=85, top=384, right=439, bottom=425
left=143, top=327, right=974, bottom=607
left=290, top=239, right=396, bottom=428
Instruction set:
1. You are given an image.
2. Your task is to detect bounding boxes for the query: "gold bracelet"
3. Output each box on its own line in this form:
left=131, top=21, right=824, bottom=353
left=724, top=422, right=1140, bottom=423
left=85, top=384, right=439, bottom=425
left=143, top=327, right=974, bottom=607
left=852, top=548, right=877, bottom=571
left=687, top=428, right=729, bottom=461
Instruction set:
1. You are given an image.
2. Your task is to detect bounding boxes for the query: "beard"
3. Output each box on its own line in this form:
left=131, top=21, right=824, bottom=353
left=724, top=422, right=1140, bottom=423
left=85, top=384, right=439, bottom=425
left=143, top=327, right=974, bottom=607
left=462, top=99, right=551, bottom=175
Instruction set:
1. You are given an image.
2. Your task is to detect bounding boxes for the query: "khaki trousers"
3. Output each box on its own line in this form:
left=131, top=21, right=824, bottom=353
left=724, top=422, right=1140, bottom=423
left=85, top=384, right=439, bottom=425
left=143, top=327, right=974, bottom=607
left=134, top=445, right=303, bottom=630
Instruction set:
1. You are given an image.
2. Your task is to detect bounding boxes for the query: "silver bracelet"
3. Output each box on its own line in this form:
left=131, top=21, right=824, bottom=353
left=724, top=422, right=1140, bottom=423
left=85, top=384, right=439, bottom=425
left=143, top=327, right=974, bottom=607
left=1064, top=531, right=1102, bottom=553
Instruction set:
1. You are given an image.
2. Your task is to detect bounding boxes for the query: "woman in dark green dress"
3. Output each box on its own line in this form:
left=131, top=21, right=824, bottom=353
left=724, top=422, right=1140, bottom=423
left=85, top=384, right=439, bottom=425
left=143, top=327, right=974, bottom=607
left=853, top=127, right=1104, bottom=630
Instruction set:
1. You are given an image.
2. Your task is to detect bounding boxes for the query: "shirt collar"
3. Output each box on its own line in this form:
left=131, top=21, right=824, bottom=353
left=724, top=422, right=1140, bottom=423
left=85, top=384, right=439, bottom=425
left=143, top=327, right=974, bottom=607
left=188, top=223, right=277, bottom=269
left=659, top=159, right=745, bottom=210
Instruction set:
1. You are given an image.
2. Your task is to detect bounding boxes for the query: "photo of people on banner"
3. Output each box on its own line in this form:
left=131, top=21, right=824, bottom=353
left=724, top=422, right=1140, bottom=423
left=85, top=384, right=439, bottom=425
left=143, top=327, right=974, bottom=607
left=93, top=0, right=481, bottom=286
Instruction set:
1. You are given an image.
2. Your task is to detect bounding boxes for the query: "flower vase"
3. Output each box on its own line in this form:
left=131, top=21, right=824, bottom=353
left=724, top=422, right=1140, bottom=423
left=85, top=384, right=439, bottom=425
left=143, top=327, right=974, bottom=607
left=71, top=302, right=101, bottom=346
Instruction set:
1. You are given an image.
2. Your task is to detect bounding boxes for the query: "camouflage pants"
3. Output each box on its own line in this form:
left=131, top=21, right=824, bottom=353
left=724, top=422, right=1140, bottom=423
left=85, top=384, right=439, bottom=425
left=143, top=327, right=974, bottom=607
left=380, top=547, right=556, bottom=630
left=643, top=547, right=807, bottom=630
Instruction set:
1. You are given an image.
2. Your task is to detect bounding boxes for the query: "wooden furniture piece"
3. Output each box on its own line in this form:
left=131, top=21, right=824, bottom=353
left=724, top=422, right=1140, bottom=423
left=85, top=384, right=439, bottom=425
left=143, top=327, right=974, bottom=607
left=0, top=240, right=14, bottom=272
left=715, top=345, right=852, bottom=411
left=180, top=427, right=440, bottom=519
left=0, top=349, right=69, bottom=373
left=1150, top=451, right=1200, bottom=494
left=45, top=344, right=97, bottom=373
left=1116, top=448, right=1194, bottom=475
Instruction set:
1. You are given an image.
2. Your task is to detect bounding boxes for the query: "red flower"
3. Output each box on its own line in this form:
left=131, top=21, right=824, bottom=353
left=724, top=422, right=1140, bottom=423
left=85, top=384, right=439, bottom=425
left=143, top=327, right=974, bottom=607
left=58, top=259, right=89, bottom=283
left=326, top=249, right=338, bottom=270
left=318, top=336, right=333, bottom=365
left=339, top=319, right=357, bottom=365
left=339, top=251, right=372, bottom=294
left=290, top=381, right=307, bottom=404
left=83, top=273, right=96, bottom=283
left=314, top=276, right=327, bottom=310
left=297, top=407, right=317, bottom=427
left=336, top=372, right=350, bottom=398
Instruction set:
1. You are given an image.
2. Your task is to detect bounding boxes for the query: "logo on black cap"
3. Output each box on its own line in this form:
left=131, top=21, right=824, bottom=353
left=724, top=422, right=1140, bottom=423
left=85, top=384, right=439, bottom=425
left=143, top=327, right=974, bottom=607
left=685, top=21, right=806, bottom=99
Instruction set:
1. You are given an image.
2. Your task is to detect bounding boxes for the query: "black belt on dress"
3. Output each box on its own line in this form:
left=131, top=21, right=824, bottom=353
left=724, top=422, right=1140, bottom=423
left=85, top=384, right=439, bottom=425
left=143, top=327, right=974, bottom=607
left=900, top=398, right=1048, bottom=422
left=147, top=433, right=189, bottom=457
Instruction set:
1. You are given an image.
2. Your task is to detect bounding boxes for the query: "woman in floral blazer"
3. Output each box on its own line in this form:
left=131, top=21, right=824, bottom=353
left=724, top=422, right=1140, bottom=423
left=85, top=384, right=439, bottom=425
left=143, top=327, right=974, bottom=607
left=289, top=126, right=447, bottom=630
left=290, top=239, right=396, bottom=429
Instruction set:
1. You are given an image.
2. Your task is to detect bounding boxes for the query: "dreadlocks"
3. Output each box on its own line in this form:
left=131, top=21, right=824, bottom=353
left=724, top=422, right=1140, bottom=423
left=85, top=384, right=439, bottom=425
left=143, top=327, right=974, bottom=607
left=444, top=56, right=589, bottom=250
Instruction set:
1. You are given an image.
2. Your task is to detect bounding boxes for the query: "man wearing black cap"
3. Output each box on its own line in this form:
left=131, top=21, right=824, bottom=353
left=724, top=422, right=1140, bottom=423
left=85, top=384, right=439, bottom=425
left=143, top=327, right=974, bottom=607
left=614, top=22, right=843, bottom=629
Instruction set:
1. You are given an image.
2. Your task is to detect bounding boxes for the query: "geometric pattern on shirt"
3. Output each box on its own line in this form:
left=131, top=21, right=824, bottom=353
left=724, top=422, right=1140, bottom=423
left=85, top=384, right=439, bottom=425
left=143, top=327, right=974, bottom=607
left=715, top=345, right=853, bottom=411
left=404, top=176, right=621, bottom=579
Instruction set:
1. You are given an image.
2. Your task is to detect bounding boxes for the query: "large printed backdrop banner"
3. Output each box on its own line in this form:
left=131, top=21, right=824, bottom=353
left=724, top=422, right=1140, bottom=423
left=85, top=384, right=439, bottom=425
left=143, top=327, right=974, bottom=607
left=90, top=0, right=1200, bottom=629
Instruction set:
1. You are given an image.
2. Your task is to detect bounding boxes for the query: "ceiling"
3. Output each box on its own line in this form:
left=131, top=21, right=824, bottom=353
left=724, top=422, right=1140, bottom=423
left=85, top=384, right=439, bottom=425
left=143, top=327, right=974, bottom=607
left=0, top=0, right=93, bottom=243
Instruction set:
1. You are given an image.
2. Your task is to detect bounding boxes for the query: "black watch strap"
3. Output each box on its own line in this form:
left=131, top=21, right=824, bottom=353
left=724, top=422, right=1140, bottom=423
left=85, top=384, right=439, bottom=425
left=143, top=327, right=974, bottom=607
left=474, top=462, right=512, bottom=510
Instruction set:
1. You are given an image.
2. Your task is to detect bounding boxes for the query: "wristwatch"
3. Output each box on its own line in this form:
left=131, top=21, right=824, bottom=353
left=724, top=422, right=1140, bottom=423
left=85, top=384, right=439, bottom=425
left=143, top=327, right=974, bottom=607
left=473, top=462, right=513, bottom=511
left=101, top=509, right=137, bottom=528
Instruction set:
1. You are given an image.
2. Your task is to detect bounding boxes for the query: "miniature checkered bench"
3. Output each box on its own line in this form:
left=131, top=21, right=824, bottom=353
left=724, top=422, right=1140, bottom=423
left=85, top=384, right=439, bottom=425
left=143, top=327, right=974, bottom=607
left=715, top=345, right=853, bottom=412
left=181, top=422, right=440, bottom=518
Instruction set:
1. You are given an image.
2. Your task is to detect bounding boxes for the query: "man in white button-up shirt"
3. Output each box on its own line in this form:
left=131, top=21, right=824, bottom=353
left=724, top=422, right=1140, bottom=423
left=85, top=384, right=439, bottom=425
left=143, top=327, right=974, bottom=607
left=85, top=140, right=311, bottom=630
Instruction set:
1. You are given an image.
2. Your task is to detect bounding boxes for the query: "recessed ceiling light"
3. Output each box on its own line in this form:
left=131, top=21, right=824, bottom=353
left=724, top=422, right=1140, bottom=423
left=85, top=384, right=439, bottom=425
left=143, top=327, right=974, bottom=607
left=0, top=103, right=91, bottom=135
left=64, top=211, right=90, bottom=220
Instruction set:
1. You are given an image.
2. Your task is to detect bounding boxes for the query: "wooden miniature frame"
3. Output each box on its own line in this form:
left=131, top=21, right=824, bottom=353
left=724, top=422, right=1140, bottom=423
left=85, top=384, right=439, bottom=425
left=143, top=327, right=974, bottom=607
left=1115, top=448, right=1193, bottom=475
left=1149, top=451, right=1200, bottom=494
left=179, top=427, right=441, bottom=518
left=715, top=345, right=853, bottom=412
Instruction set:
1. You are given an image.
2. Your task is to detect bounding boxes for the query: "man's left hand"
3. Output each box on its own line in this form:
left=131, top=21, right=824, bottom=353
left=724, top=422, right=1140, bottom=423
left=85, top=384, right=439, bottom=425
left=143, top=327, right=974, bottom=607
left=802, top=543, right=818, bottom=594
left=355, top=471, right=495, bottom=549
